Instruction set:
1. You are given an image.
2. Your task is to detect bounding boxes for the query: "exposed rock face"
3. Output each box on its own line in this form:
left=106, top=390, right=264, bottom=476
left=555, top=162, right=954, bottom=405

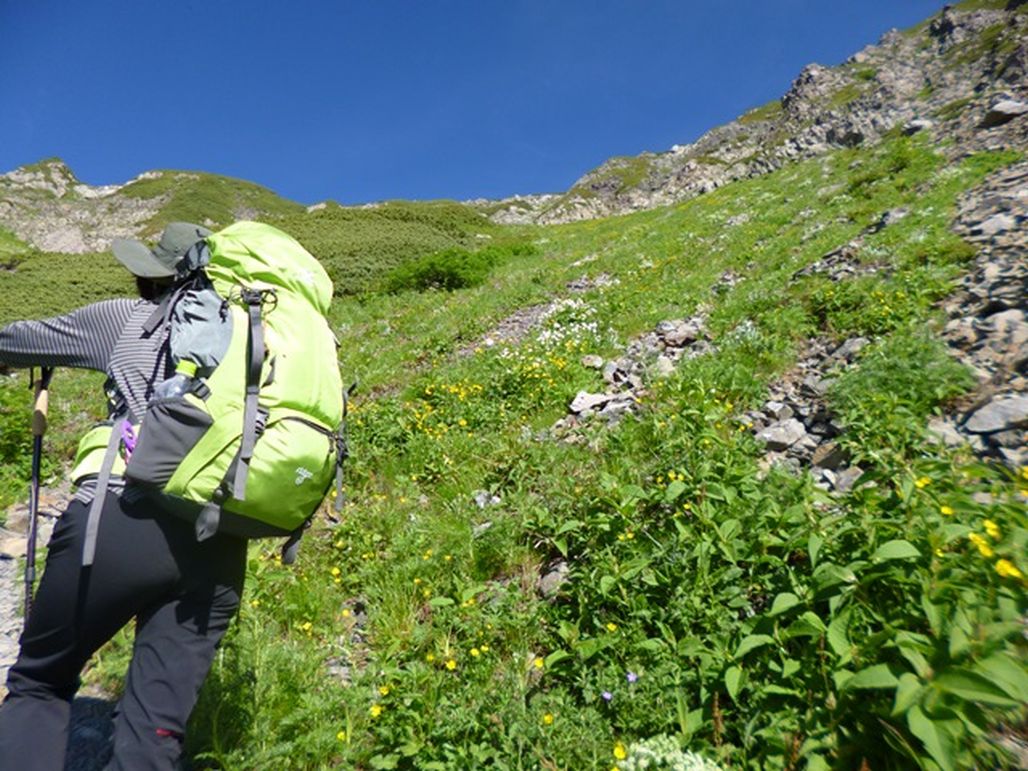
left=487, top=4, right=1028, bottom=225
left=0, top=160, right=165, bottom=253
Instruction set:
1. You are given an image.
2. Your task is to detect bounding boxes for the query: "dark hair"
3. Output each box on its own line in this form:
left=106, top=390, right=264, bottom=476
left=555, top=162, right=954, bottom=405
left=135, top=276, right=173, bottom=301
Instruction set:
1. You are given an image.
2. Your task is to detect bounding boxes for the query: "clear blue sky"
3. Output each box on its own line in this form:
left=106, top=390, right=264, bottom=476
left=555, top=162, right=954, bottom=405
left=1, top=0, right=946, bottom=206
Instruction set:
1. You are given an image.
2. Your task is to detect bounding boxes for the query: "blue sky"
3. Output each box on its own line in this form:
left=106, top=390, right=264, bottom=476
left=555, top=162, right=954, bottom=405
left=1, top=0, right=946, bottom=205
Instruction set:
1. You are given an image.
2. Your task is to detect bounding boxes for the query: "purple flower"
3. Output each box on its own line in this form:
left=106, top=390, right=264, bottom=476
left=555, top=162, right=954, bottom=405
left=601, top=691, right=613, bottom=702
left=626, top=671, right=638, bottom=683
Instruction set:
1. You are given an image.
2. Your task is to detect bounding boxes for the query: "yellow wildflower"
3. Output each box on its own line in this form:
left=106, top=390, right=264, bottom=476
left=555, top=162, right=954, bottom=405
left=470, top=648, right=481, bottom=657
left=330, top=566, right=341, bottom=577
left=939, top=505, right=954, bottom=516
left=983, top=519, right=1000, bottom=539
left=341, top=609, right=351, bottom=618
left=378, top=685, right=390, bottom=696
left=914, top=476, right=931, bottom=489
left=606, top=622, right=618, bottom=632
left=534, top=657, right=545, bottom=670
left=614, top=742, right=628, bottom=760
left=968, top=533, right=994, bottom=558
left=445, top=659, right=457, bottom=671
left=336, top=730, right=346, bottom=741
left=542, top=713, right=554, bottom=725
left=995, top=560, right=1023, bottom=580
left=425, top=653, right=436, bottom=663
left=370, top=704, right=383, bottom=718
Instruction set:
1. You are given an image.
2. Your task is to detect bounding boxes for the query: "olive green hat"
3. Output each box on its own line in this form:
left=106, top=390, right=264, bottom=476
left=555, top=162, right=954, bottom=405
left=112, top=222, right=212, bottom=278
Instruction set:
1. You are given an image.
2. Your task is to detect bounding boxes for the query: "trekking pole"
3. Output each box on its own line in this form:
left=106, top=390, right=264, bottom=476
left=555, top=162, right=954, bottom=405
left=24, top=366, right=53, bottom=621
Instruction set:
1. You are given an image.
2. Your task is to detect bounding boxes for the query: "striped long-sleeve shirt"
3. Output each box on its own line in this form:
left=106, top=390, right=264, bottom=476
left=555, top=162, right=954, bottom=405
left=0, top=298, right=171, bottom=422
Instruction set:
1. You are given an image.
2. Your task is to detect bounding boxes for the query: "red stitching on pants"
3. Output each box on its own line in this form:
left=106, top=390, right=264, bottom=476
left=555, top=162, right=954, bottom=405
left=155, top=728, right=184, bottom=740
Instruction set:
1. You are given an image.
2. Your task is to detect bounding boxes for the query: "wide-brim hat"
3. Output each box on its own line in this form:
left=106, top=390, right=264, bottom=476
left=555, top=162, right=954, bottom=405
left=112, top=222, right=212, bottom=278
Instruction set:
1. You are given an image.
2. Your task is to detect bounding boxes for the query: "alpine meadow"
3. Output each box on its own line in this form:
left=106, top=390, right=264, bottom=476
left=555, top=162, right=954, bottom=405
left=0, top=2, right=1026, bottom=769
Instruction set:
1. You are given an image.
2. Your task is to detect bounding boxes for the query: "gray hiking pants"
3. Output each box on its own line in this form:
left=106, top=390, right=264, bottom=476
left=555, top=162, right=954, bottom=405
left=0, top=490, right=246, bottom=770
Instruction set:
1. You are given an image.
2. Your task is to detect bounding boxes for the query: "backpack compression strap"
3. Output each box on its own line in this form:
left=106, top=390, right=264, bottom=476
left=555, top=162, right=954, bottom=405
left=231, top=288, right=269, bottom=500
left=82, top=418, right=126, bottom=566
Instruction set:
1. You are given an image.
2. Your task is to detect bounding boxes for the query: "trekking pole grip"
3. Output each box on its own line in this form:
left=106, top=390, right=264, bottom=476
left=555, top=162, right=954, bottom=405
left=32, top=367, right=53, bottom=437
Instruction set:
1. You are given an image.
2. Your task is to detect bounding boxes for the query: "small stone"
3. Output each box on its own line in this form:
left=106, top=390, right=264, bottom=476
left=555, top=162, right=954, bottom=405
left=756, top=418, right=807, bottom=451
left=833, top=337, right=869, bottom=362
left=833, top=466, right=863, bottom=493
left=570, top=391, right=614, bottom=414
left=989, top=429, right=1025, bottom=449
left=978, top=213, right=1016, bottom=237
left=581, top=355, right=604, bottom=369
left=972, top=492, right=994, bottom=505
left=927, top=417, right=964, bottom=447
left=472, top=490, right=501, bottom=509
left=601, top=361, right=621, bottom=384
left=664, top=322, right=702, bottom=348
left=964, top=395, right=1028, bottom=433
left=0, top=537, right=26, bottom=559
left=812, top=441, right=850, bottom=470
left=538, top=560, right=569, bottom=598
left=654, top=356, right=676, bottom=378
left=980, top=100, right=1028, bottom=128
left=764, top=401, right=794, bottom=421
left=903, top=118, right=934, bottom=135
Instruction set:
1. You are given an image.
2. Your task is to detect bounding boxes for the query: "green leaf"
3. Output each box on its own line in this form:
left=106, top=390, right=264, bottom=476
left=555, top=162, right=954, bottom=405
left=845, top=664, right=899, bottom=690
left=544, top=650, right=571, bottom=668
left=892, top=672, right=926, bottom=717
left=907, top=705, right=956, bottom=771
left=922, top=596, right=943, bottom=637
left=827, top=609, right=851, bottom=658
left=932, top=668, right=1022, bottom=707
left=734, top=634, right=775, bottom=659
left=664, top=480, right=686, bottom=502
left=428, top=597, right=454, bottom=608
left=975, top=653, right=1028, bottom=702
left=554, top=519, right=584, bottom=535
left=808, top=533, right=823, bottom=568
left=870, top=539, right=920, bottom=562
left=635, top=638, right=666, bottom=653
left=598, top=575, right=616, bottom=595
left=725, top=666, right=743, bottom=700
left=769, top=592, right=801, bottom=616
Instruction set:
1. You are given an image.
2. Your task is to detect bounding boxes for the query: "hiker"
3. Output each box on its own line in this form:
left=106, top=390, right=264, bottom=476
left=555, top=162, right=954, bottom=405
left=0, top=223, right=247, bottom=771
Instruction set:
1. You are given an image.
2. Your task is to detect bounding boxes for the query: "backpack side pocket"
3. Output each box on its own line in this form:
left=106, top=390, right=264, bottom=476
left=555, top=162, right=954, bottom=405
left=126, top=395, right=213, bottom=488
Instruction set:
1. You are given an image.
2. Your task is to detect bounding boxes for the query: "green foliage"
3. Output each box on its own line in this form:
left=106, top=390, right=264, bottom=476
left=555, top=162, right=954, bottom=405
left=935, top=97, right=973, bottom=122
left=272, top=201, right=500, bottom=295
left=119, top=169, right=304, bottom=231
left=829, top=330, right=975, bottom=459
left=0, top=251, right=135, bottom=326
left=382, top=242, right=538, bottom=294
left=737, top=99, right=783, bottom=125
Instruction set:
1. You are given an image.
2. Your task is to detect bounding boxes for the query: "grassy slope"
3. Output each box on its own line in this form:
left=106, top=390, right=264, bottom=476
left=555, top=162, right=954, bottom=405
left=1, top=137, right=1025, bottom=767
left=167, top=136, right=1020, bottom=768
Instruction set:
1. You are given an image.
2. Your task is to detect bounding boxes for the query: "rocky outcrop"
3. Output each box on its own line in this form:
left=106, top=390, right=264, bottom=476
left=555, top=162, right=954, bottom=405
left=496, top=4, right=1028, bottom=225
left=0, top=160, right=165, bottom=253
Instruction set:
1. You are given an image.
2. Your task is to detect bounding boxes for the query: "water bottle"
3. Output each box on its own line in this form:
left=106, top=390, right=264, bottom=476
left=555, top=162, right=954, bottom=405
left=153, top=360, right=197, bottom=400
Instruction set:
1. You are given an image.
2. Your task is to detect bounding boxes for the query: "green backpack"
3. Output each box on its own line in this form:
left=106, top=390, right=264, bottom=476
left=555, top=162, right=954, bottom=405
left=79, top=221, right=346, bottom=564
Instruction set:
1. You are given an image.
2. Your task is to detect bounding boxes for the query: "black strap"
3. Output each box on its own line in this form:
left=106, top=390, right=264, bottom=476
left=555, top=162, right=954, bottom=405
left=231, top=290, right=268, bottom=499
left=333, top=381, right=357, bottom=513
left=82, top=419, right=124, bottom=566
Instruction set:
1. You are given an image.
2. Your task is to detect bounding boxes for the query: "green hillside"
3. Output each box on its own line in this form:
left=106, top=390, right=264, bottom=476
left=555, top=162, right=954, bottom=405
left=2, top=133, right=1018, bottom=769
left=119, top=169, right=306, bottom=231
